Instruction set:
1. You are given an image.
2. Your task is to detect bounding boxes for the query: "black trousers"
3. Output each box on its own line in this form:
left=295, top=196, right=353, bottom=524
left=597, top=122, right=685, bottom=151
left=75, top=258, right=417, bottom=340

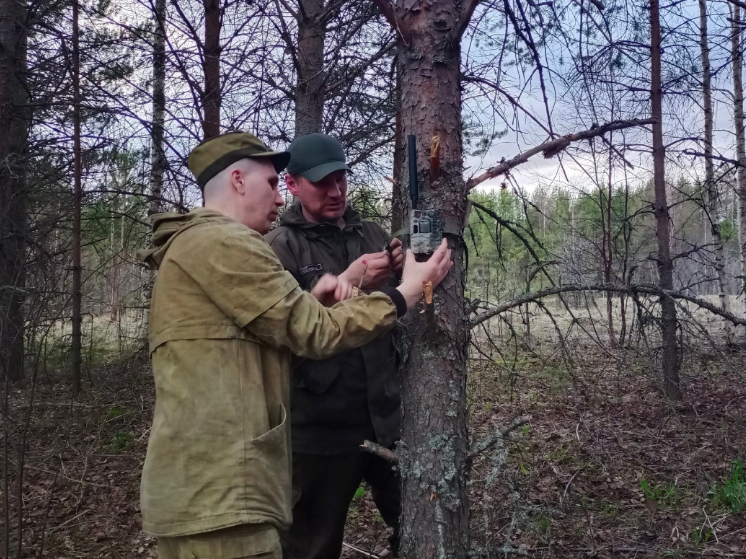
left=283, top=451, right=401, bottom=559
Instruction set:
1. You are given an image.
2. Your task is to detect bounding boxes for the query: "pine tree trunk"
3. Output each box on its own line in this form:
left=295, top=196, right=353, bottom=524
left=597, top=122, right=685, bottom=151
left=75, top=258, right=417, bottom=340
left=700, top=0, right=732, bottom=343
left=202, top=0, right=220, bottom=139
left=650, top=0, right=681, bottom=399
left=732, top=5, right=746, bottom=326
left=143, top=0, right=167, bottom=342
left=395, top=3, right=470, bottom=556
left=294, top=0, right=325, bottom=136
left=71, top=0, right=83, bottom=394
left=0, top=0, right=28, bottom=382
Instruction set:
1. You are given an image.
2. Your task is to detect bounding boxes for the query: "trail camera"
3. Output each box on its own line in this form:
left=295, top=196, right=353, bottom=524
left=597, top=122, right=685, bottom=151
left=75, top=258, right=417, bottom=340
left=410, top=209, right=442, bottom=254
left=407, top=134, right=443, bottom=255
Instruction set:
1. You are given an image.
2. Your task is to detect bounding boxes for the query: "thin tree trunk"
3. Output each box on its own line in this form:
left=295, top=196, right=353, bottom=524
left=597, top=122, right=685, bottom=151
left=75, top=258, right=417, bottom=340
left=0, top=0, right=28, bottom=382
left=202, top=0, right=220, bottom=139
left=143, top=0, right=167, bottom=341
left=732, top=4, right=746, bottom=326
left=71, top=0, right=83, bottom=394
left=395, top=3, right=470, bottom=556
left=650, top=0, right=681, bottom=399
left=295, top=0, right=325, bottom=136
left=605, top=133, right=616, bottom=347
left=700, top=0, right=732, bottom=343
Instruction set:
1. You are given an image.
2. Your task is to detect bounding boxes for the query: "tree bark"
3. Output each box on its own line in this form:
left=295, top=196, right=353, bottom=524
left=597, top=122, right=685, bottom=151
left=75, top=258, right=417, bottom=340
left=732, top=4, right=746, bottom=326
left=202, top=0, right=221, bottom=139
left=700, top=0, right=732, bottom=343
left=0, top=0, right=28, bottom=382
left=394, top=4, right=470, bottom=557
left=295, top=0, right=326, bottom=136
left=143, top=0, right=167, bottom=341
left=71, top=0, right=83, bottom=394
left=650, top=0, right=681, bottom=399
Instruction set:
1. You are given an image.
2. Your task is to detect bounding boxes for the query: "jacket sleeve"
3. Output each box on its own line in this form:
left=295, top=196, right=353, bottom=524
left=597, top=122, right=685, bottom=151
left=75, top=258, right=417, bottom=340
left=246, top=288, right=404, bottom=359
left=183, top=228, right=404, bottom=358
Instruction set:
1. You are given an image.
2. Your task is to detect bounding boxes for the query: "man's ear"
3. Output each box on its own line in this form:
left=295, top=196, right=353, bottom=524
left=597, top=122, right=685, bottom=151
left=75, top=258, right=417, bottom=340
left=231, top=168, right=245, bottom=194
left=285, top=174, right=299, bottom=197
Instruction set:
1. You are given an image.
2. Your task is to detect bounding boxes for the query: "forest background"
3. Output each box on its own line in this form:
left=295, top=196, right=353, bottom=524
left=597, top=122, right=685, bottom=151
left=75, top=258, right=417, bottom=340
left=0, top=0, right=745, bottom=555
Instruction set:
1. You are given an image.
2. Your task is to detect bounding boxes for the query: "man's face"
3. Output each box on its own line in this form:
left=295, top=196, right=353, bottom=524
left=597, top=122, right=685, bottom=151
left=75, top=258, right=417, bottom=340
left=236, top=159, right=284, bottom=234
left=286, top=170, right=348, bottom=223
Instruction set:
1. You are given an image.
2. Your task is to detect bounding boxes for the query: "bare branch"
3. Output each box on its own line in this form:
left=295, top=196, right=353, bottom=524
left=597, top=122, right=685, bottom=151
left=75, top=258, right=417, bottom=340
left=466, top=118, right=655, bottom=190
left=470, top=284, right=746, bottom=328
left=361, top=440, right=398, bottom=463
left=468, top=416, right=531, bottom=459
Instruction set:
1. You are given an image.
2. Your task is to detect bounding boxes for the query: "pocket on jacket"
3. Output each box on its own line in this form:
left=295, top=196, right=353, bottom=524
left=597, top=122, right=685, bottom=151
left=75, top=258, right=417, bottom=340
left=242, top=404, right=291, bottom=524
left=293, top=360, right=341, bottom=394
left=186, top=523, right=281, bottom=558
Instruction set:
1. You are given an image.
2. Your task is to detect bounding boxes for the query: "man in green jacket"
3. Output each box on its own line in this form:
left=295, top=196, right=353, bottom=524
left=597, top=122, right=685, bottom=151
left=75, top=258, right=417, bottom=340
left=138, top=132, right=452, bottom=559
left=265, top=134, right=403, bottom=559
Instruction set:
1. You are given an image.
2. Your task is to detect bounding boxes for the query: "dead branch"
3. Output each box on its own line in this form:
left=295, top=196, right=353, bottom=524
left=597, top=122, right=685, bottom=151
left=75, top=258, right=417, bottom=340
left=361, top=440, right=398, bottom=463
left=470, top=284, right=746, bottom=328
left=466, top=118, right=655, bottom=190
left=468, top=416, right=531, bottom=459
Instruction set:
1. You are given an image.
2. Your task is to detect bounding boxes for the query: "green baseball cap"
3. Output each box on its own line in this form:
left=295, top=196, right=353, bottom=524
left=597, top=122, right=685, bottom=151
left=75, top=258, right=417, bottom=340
left=188, top=132, right=291, bottom=189
left=286, top=133, right=351, bottom=182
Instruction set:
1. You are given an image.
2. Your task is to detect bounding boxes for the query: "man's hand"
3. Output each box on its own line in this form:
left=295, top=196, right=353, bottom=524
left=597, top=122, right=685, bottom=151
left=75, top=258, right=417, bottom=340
left=339, top=251, right=391, bottom=290
left=395, top=239, right=453, bottom=308
left=310, top=274, right=354, bottom=307
left=389, top=238, right=404, bottom=275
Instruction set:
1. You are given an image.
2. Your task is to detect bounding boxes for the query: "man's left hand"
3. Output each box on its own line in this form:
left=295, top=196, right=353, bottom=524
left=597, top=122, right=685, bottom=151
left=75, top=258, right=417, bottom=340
left=311, top=274, right=354, bottom=307
left=389, top=238, right=404, bottom=275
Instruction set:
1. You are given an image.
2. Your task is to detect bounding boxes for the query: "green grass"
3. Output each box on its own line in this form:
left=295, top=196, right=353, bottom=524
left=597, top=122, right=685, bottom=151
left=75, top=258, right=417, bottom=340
left=111, top=431, right=134, bottom=452
left=709, top=460, right=745, bottom=513
left=639, top=479, right=683, bottom=508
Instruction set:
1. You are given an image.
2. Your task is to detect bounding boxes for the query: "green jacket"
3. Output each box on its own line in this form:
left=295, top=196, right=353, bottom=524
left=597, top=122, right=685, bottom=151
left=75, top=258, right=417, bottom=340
left=138, top=208, right=405, bottom=536
left=265, top=204, right=401, bottom=453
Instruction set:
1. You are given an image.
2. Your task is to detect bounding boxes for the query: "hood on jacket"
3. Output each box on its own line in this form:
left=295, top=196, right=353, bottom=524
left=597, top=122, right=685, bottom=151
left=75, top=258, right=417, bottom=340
left=278, top=202, right=363, bottom=237
left=137, top=208, right=231, bottom=269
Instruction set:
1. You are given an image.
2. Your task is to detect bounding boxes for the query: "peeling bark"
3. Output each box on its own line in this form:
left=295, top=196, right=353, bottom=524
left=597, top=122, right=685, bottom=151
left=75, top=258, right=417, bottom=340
left=394, top=1, right=470, bottom=555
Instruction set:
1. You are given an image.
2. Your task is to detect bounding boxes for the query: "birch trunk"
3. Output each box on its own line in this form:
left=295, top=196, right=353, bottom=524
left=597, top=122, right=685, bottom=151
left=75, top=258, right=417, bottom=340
left=732, top=4, right=746, bottom=328
left=700, top=0, right=732, bottom=343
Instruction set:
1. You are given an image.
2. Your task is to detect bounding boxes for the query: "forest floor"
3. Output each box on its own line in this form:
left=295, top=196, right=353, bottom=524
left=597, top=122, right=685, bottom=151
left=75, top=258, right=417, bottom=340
left=2, top=342, right=745, bottom=559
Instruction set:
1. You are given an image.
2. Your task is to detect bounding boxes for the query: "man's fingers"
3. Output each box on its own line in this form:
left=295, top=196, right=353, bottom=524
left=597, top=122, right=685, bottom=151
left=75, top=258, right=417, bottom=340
left=389, top=237, right=402, bottom=248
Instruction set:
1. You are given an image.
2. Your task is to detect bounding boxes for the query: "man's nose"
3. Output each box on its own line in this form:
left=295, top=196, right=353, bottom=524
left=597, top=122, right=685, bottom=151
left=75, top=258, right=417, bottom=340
left=275, top=190, right=284, bottom=206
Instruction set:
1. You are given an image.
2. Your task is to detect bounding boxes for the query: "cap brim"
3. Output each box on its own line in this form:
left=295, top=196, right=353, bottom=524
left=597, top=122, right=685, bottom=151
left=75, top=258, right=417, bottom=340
left=251, top=151, right=291, bottom=173
left=297, top=161, right=351, bottom=183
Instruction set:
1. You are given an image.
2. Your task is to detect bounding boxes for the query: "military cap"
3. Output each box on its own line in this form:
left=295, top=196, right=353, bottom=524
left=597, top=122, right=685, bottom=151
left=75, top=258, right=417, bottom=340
left=188, top=132, right=291, bottom=189
left=286, top=133, right=351, bottom=183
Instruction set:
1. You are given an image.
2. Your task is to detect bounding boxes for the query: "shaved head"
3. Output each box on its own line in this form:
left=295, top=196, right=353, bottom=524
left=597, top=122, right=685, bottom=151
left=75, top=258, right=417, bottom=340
left=202, top=157, right=284, bottom=234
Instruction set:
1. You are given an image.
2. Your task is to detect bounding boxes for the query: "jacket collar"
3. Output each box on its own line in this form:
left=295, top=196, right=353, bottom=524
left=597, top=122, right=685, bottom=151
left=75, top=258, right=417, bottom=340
left=279, top=202, right=363, bottom=239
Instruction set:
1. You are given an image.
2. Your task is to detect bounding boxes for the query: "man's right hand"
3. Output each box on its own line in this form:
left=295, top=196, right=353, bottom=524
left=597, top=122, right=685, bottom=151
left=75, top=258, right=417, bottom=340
left=339, top=251, right=391, bottom=290
left=396, top=239, right=453, bottom=308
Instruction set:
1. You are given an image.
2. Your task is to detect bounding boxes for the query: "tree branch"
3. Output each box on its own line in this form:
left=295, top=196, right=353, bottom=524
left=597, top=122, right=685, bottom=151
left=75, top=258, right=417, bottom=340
left=369, top=0, right=411, bottom=43
left=470, top=284, right=746, bottom=328
left=468, top=416, right=531, bottom=459
left=454, top=0, right=482, bottom=42
left=466, top=118, right=655, bottom=190
left=361, top=440, right=398, bottom=463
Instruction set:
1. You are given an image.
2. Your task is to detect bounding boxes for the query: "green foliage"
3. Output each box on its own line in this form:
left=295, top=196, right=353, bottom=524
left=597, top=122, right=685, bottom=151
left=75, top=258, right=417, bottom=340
left=353, top=486, right=365, bottom=501
left=709, top=460, right=745, bottom=513
left=639, top=479, right=682, bottom=508
left=111, top=431, right=134, bottom=452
